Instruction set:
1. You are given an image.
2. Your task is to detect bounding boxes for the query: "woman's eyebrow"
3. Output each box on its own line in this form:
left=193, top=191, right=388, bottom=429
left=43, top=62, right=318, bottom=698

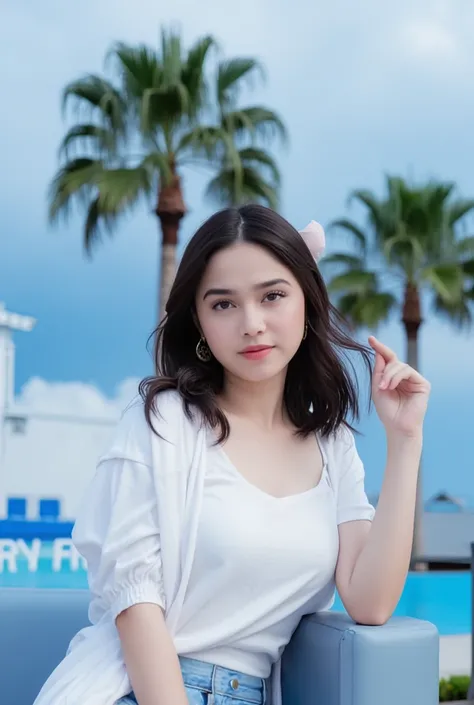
left=203, top=278, right=291, bottom=300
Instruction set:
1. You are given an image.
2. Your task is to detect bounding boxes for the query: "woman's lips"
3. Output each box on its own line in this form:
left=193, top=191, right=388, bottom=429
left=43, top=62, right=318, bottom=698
left=239, top=346, right=274, bottom=361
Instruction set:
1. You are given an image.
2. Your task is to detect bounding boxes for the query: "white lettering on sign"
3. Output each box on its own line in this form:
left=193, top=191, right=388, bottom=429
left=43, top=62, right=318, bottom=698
left=17, top=538, right=41, bottom=571
left=52, top=539, right=86, bottom=572
left=0, top=539, right=19, bottom=572
left=0, top=538, right=87, bottom=573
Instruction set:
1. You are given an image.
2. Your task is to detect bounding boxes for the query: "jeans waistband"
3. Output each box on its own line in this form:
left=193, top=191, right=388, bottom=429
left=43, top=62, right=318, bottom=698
left=179, top=656, right=267, bottom=704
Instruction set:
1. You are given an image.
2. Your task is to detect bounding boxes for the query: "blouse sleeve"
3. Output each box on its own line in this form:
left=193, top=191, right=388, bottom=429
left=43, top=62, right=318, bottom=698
left=334, top=427, right=375, bottom=525
left=72, top=455, right=166, bottom=622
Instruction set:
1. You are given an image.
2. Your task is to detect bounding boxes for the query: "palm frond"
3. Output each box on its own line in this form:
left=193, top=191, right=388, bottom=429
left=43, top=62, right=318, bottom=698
left=206, top=164, right=278, bottom=210
left=82, top=166, right=152, bottom=252
left=349, top=189, right=385, bottom=224
left=48, top=158, right=103, bottom=222
left=421, top=263, right=464, bottom=303
left=457, top=236, right=474, bottom=258
left=62, top=75, right=126, bottom=133
left=177, top=125, right=228, bottom=161
left=206, top=146, right=280, bottom=206
left=160, top=29, right=184, bottom=85
left=112, top=41, right=187, bottom=137
left=432, top=293, right=472, bottom=328
left=58, top=123, right=117, bottom=158
left=383, top=233, right=425, bottom=278
left=140, top=150, right=172, bottom=186
left=239, top=147, right=280, bottom=186
left=222, top=106, right=287, bottom=144
left=327, top=218, right=368, bottom=255
left=83, top=196, right=110, bottom=252
left=95, top=166, right=152, bottom=213
left=49, top=156, right=152, bottom=252
left=463, top=258, right=474, bottom=277
left=111, top=41, right=160, bottom=94
left=424, top=181, right=455, bottom=210
left=327, top=270, right=377, bottom=294
left=321, top=253, right=364, bottom=269
left=182, top=35, right=216, bottom=111
left=336, top=291, right=396, bottom=329
left=446, top=197, right=474, bottom=227
left=217, top=58, right=264, bottom=108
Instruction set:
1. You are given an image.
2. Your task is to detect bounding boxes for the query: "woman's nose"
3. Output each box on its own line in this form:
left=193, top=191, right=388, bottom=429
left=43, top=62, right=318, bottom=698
left=241, top=306, right=266, bottom=337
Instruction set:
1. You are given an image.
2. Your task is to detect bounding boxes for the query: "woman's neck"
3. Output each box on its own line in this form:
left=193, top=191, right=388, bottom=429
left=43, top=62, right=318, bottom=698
left=218, top=370, right=288, bottom=430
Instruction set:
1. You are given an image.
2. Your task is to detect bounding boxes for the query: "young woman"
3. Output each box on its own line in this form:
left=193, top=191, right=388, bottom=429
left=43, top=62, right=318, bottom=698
left=34, top=204, right=430, bottom=705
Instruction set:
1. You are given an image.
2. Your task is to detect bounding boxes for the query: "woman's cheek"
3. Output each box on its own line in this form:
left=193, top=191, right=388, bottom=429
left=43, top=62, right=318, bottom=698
left=204, top=316, right=233, bottom=356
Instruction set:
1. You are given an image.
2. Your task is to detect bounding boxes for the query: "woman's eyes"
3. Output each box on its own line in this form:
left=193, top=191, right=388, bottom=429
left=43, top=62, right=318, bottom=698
left=212, top=300, right=233, bottom=311
left=265, top=290, right=286, bottom=302
left=211, top=290, right=286, bottom=311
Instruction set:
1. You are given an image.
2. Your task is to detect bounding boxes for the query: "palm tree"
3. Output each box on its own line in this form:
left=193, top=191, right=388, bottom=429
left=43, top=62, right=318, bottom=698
left=324, top=175, right=474, bottom=567
left=49, top=29, right=286, bottom=321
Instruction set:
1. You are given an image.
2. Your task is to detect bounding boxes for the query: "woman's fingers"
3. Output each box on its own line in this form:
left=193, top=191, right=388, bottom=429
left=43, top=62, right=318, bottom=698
left=378, top=361, right=406, bottom=389
left=368, top=336, right=398, bottom=364
left=378, top=362, right=426, bottom=390
left=386, top=367, right=411, bottom=391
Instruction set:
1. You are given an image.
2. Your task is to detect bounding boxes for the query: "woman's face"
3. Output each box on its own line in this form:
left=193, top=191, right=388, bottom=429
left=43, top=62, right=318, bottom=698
left=195, top=242, right=306, bottom=383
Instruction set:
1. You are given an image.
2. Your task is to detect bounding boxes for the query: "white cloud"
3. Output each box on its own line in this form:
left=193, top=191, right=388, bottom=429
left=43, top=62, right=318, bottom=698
left=391, top=1, right=474, bottom=71
left=15, top=376, right=140, bottom=418
left=400, top=21, right=459, bottom=61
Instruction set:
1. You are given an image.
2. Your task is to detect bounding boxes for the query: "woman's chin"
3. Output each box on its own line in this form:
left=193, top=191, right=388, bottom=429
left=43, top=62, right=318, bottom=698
left=229, top=361, right=289, bottom=384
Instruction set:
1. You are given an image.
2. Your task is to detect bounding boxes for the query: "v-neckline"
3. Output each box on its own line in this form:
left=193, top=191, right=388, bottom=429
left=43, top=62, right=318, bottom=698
left=209, top=430, right=329, bottom=502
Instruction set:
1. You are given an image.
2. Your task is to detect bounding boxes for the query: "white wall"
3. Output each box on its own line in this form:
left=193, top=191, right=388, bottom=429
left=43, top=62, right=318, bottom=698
left=0, top=376, right=139, bottom=519
left=1, top=417, right=115, bottom=518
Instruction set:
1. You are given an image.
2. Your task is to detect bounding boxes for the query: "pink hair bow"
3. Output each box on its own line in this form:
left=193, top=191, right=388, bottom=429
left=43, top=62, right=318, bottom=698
left=299, top=221, right=326, bottom=262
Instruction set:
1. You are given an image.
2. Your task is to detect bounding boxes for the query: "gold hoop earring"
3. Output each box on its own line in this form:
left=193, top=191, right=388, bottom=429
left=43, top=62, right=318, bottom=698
left=196, top=337, right=212, bottom=362
left=302, top=322, right=308, bottom=340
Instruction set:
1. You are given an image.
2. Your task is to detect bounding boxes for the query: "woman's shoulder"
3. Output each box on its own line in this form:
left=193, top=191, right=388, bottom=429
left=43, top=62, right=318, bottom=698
left=320, top=422, right=359, bottom=464
left=100, top=388, right=195, bottom=465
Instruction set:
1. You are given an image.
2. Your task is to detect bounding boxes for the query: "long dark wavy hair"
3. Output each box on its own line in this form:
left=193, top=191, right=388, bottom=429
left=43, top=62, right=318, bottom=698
left=139, top=204, right=372, bottom=442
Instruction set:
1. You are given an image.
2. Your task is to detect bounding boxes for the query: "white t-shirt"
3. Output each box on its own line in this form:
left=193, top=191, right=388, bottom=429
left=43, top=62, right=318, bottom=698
left=78, top=423, right=374, bottom=680
left=175, top=439, right=340, bottom=677
left=33, top=394, right=375, bottom=705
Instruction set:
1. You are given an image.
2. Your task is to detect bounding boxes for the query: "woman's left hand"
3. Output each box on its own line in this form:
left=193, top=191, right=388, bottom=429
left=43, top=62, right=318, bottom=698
left=369, top=336, right=431, bottom=437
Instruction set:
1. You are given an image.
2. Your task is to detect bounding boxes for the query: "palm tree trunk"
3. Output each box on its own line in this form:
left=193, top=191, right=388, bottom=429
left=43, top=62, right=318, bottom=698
left=401, top=282, right=426, bottom=571
left=155, top=168, right=186, bottom=324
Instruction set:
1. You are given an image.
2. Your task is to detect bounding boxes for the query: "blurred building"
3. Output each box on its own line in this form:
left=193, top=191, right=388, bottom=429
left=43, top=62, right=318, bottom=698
left=369, top=491, right=474, bottom=569
left=0, top=302, right=116, bottom=525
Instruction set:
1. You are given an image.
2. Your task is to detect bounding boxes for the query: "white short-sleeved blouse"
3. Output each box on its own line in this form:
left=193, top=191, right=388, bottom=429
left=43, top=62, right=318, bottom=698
left=33, top=391, right=375, bottom=705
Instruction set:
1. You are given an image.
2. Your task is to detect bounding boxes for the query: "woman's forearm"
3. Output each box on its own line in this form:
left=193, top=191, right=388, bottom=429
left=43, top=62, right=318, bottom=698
left=345, top=432, right=422, bottom=624
left=116, top=603, right=188, bottom=705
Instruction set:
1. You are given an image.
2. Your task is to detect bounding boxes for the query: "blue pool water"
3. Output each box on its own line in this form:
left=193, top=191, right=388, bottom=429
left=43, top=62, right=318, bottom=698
left=0, top=541, right=470, bottom=635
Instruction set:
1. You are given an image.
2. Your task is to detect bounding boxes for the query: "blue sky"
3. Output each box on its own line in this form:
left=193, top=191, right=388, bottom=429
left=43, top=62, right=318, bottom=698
left=1, top=0, right=474, bottom=502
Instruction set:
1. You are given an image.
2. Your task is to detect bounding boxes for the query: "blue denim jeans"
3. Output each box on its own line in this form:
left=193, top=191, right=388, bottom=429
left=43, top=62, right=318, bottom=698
left=118, top=655, right=268, bottom=704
